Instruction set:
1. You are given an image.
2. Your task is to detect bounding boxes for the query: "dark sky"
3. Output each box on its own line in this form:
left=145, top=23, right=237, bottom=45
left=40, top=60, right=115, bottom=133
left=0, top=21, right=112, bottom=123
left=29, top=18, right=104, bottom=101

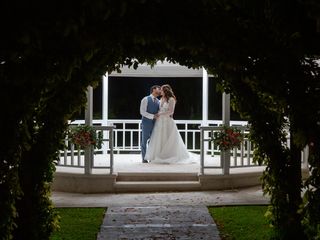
left=108, top=77, right=202, bottom=120
left=76, top=77, right=243, bottom=121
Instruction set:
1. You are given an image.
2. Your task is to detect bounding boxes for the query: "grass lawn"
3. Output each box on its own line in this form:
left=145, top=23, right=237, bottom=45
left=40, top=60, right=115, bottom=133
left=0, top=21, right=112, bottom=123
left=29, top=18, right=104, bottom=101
left=51, top=206, right=273, bottom=240
left=208, top=205, right=274, bottom=240
left=51, top=208, right=106, bottom=240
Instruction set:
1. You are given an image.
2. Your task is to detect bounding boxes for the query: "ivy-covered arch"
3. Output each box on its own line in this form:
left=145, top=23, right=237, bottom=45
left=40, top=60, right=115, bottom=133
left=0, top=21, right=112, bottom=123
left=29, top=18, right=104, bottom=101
left=1, top=1, right=320, bottom=239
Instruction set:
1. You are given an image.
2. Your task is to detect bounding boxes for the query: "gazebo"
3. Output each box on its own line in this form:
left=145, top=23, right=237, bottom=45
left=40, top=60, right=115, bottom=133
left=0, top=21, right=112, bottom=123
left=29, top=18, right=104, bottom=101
left=53, top=61, right=309, bottom=193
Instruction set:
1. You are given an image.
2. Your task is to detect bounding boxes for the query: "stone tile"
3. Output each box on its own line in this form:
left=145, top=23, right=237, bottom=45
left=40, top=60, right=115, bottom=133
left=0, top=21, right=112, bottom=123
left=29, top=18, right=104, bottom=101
left=98, top=226, right=220, bottom=240
left=97, top=205, right=220, bottom=240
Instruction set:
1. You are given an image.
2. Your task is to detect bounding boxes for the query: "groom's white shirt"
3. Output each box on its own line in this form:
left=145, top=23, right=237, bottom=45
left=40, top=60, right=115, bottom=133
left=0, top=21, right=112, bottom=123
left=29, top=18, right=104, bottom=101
left=140, top=94, right=157, bottom=120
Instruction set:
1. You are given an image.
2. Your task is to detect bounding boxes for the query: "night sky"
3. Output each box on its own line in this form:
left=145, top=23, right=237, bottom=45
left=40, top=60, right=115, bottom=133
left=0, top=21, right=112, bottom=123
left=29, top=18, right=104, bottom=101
left=77, top=77, right=243, bottom=121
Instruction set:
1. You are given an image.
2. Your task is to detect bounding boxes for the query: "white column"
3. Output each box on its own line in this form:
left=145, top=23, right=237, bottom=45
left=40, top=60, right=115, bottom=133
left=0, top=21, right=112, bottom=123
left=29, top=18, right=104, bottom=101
left=202, top=68, right=209, bottom=168
left=222, top=92, right=230, bottom=126
left=302, top=145, right=309, bottom=170
left=102, top=73, right=109, bottom=126
left=222, top=92, right=231, bottom=175
left=85, top=86, right=93, bottom=126
left=202, top=68, right=209, bottom=126
left=102, top=74, right=109, bottom=155
left=84, top=86, right=93, bottom=174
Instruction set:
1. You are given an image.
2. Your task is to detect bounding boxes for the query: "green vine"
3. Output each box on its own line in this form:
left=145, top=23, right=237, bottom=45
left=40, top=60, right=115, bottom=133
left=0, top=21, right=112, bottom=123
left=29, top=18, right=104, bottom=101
left=0, top=1, right=319, bottom=239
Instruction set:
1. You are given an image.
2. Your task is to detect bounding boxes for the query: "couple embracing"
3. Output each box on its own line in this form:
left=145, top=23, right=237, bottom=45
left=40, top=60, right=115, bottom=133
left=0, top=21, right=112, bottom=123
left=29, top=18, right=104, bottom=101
left=140, top=84, right=194, bottom=164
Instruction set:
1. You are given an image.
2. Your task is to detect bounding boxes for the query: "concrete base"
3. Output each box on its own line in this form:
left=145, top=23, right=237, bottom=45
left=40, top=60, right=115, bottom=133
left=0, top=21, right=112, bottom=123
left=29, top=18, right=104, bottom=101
left=52, top=168, right=310, bottom=193
left=199, top=172, right=262, bottom=190
left=114, top=181, right=202, bottom=193
left=52, top=172, right=117, bottom=193
left=52, top=171, right=263, bottom=193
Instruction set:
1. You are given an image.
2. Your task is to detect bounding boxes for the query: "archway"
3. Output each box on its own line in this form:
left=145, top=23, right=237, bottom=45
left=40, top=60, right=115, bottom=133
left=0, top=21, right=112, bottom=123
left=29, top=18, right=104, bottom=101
left=2, top=1, right=317, bottom=239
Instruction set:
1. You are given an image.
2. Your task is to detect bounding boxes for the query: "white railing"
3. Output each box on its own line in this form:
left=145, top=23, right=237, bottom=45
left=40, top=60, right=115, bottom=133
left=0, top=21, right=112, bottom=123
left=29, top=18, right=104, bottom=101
left=94, top=119, right=247, bottom=153
left=58, top=125, right=115, bottom=174
left=58, top=119, right=248, bottom=172
left=110, top=119, right=205, bottom=153
left=200, top=125, right=255, bottom=175
left=58, top=119, right=247, bottom=173
left=58, top=119, right=308, bottom=175
left=199, top=125, right=309, bottom=175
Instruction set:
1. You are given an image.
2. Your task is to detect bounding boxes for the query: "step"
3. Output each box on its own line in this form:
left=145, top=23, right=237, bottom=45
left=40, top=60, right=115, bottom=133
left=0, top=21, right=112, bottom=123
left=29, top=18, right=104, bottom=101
left=116, top=172, right=199, bottom=182
left=114, top=181, right=202, bottom=193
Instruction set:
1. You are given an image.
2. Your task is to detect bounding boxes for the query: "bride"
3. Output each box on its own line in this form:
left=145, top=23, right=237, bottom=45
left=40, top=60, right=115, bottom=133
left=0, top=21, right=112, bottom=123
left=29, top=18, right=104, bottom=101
left=145, top=84, right=195, bottom=164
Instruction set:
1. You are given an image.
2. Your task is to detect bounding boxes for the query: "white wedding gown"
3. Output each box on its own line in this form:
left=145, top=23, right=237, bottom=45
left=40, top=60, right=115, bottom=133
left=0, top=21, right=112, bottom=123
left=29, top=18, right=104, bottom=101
left=145, top=97, right=197, bottom=164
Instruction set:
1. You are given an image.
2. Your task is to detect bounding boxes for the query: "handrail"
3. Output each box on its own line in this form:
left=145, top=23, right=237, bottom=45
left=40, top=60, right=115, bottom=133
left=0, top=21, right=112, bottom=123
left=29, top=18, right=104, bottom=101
left=91, top=126, right=115, bottom=174
left=199, top=125, right=252, bottom=175
left=199, top=125, right=309, bottom=175
left=58, top=125, right=116, bottom=174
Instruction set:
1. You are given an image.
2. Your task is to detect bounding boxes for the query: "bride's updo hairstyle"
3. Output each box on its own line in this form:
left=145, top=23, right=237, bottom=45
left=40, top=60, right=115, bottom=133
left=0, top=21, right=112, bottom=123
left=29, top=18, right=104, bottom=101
left=161, top=84, right=176, bottom=101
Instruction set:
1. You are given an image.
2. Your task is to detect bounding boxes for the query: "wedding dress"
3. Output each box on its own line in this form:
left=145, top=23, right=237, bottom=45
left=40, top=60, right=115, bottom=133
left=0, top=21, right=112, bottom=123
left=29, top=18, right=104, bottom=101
left=145, top=97, right=197, bottom=164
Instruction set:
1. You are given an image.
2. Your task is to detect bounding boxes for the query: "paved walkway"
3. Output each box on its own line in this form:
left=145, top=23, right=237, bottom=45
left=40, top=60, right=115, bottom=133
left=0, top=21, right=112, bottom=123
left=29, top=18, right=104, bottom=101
left=97, top=205, right=220, bottom=240
left=52, top=186, right=268, bottom=240
left=52, top=186, right=269, bottom=208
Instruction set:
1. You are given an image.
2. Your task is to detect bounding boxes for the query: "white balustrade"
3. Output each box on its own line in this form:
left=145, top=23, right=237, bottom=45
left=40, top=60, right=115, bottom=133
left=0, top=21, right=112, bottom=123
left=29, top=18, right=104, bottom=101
left=199, top=125, right=255, bottom=175
left=58, top=119, right=248, bottom=171
left=58, top=125, right=115, bottom=174
left=199, top=125, right=309, bottom=175
left=58, top=119, right=309, bottom=175
left=106, top=119, right=248, bottom=154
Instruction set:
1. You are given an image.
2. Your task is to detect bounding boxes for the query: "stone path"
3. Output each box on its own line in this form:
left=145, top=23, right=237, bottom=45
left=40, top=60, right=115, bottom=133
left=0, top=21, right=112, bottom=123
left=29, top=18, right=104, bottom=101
left=52, top=186, right=269, bottom=239
left=97, top=205, right=220, bottom=240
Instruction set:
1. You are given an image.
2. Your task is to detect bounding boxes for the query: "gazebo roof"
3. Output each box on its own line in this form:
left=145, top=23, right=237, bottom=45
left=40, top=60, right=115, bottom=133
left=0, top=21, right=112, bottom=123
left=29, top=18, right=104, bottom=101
left=109, top=61, right=203, bottom=78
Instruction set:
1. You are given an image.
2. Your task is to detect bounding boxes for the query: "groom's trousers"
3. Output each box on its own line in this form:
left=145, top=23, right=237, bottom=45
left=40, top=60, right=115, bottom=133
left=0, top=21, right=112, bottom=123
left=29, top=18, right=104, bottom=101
left=141, top=120, right=154, bottom=161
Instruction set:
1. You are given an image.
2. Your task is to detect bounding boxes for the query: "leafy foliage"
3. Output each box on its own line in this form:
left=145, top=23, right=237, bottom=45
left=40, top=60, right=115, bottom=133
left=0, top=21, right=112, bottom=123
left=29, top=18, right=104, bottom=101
left=0, top=0, right=320, bottom=239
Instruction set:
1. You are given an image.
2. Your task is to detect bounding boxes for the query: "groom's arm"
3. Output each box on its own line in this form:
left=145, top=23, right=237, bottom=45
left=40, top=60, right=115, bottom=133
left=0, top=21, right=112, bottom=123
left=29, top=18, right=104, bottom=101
left=140, top=97, right=155, bottom=120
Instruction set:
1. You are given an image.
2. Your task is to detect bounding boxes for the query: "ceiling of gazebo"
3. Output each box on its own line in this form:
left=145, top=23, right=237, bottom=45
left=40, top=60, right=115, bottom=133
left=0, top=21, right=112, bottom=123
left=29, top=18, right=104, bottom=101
left=109, top=60, right=204, bottom=77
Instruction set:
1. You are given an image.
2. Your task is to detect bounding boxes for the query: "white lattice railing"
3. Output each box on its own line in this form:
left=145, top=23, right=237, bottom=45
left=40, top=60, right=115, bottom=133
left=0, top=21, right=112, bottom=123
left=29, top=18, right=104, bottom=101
left=58, top=125, right=115, bottom=174
left=58, top=119, right=309, bottom=174
left=58, top=119, right=248, bottom=171
left=199, top=125, right=309, bottom=174
left=199, top=125, right=255, bottom=175
left=65, top=119, right=247, bottom=152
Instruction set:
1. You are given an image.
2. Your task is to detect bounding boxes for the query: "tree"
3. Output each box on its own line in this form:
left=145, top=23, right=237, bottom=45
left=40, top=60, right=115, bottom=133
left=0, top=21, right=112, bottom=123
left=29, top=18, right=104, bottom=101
left=0, top=0, right=319, bottom=239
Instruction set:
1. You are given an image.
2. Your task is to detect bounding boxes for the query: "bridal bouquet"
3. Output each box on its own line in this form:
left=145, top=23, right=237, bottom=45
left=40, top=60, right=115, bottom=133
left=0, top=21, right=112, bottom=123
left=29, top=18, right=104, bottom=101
left=69, top=125, right=103, bottom=149
left=212, top=125, right=244, bottom=151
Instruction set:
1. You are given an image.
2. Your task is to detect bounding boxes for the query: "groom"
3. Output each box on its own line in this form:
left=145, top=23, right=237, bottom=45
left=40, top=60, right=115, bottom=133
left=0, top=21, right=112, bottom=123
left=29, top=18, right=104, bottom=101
left=140, top=85, right=161, bottom=163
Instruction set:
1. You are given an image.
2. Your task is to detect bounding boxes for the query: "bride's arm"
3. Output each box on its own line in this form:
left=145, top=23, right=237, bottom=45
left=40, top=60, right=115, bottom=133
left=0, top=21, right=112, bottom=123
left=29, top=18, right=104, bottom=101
left=158, top=98, right=175, bottom=116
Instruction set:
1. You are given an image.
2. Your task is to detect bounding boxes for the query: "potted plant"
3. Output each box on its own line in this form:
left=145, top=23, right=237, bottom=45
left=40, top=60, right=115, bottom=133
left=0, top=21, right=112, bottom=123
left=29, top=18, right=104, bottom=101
left=212, top=125, right=244, bottom=151
left=69, top=125, right=103, bottom=150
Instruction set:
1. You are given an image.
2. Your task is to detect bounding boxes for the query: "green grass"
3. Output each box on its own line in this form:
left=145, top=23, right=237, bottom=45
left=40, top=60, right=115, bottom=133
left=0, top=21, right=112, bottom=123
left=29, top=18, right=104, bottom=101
left=208, top=205, right=274, bottom=240
left=51, top=206, right=273, bottom=240
left=51, top=208, right=106, bottom=240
